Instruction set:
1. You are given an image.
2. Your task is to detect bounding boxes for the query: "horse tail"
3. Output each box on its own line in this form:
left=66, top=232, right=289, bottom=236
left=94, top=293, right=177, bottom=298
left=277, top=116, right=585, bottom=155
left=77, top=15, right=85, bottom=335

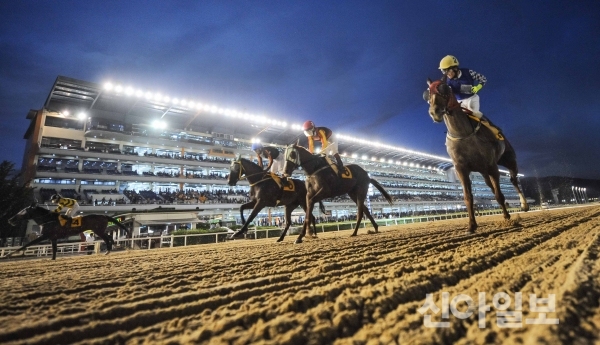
left=370, top=179, right=394, bottom=205
left=104, top=216, right=131, bottom=238
left=319, top=201, right=326, bottom=214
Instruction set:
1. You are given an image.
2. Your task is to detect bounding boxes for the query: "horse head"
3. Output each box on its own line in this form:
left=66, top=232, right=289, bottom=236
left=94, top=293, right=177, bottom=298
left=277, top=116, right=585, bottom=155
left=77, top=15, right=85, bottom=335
left=228, top=155, right=243, bottom=186
left=283, top=144, right=301, bottom=176
left=425, top=78, right=459, bottom=122
left=8, top=202, right=40, bottom=226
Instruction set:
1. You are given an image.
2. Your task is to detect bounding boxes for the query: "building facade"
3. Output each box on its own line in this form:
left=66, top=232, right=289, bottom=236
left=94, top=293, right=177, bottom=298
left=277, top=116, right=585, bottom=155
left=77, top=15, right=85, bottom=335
left=21, top=76, right=527, bottom=237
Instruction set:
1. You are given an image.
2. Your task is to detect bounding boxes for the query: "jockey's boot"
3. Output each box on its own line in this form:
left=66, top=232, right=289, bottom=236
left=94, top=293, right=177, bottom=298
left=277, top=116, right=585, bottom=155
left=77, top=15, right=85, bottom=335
left=65, top=215, right=73, bottom=228
left=334, top=153, right=345, bottom=178
left=276, top=176, right=286, bottom=206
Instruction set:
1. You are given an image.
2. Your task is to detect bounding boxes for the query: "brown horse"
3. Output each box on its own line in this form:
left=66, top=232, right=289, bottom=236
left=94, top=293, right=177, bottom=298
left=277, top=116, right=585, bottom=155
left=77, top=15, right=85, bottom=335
left=227, top=157, right=324, bottom=243
left=6, top=203, right=130, bottom=260
left=425, top=78, right=529, bottom=232
left=283, top=144, right=393, bottom=241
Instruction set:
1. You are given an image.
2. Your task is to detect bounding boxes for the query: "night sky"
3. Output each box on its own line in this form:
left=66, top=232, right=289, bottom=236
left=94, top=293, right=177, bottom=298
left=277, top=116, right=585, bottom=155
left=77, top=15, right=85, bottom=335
left=1, top=1, right=599, bottom=179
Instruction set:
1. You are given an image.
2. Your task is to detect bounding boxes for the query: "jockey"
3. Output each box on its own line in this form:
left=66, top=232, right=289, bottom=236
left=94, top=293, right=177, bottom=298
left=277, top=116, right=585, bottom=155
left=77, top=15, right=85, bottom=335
left=439, top=55, right=487, bottom=118
left=50, top=193, right=79, bottom=217
left=302, top=120, right=344, bottom=177
left=251, top=142, right=284, bottom=175
left=439, top=55, right=502, bottom=136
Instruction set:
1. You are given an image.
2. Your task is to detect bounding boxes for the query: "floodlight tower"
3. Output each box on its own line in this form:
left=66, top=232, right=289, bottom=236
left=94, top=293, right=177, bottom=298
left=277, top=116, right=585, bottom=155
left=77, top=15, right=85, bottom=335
left=571, top=186, right=578, bottom=204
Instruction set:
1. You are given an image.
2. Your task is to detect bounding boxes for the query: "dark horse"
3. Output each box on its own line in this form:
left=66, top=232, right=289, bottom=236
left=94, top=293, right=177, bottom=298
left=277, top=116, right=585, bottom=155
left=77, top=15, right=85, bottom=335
left=6, top=203, right=130, bottom=260
left=283, top=144, right=394, bottom=241
left=227, top=157, right=324, bottom=243
left=425, top=78, right=529, bottom=232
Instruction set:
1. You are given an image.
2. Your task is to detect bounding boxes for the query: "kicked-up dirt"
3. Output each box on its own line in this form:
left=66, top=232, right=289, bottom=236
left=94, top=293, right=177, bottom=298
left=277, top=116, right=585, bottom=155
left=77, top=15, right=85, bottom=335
left=1, top=205, right=599, bottom=345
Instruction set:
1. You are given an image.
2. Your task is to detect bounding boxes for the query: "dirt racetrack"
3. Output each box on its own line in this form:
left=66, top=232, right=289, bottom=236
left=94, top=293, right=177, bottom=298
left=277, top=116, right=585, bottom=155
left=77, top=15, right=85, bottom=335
left=1, top=205, right=599, bottom=345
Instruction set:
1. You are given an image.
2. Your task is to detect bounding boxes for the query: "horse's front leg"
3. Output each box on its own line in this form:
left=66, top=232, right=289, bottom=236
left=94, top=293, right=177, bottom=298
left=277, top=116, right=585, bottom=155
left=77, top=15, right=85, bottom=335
left=230, top=200, right=264, bottom=239
left=297, top=187, right=327, bottom=243
left=239, top=200, right=257, bottom=224
left=455, top=167, right=477, bottom=233
left=3, top=235, right=49, bottom=259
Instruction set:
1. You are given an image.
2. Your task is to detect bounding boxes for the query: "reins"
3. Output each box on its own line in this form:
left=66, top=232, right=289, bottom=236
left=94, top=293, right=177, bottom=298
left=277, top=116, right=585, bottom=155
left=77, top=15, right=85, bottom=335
left=430, top=81, right=481, bottom=141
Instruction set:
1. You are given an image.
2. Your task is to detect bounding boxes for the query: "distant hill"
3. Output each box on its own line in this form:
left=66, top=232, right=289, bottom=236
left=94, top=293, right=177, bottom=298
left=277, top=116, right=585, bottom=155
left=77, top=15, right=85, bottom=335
left=520, top=176, right=600, bottom=204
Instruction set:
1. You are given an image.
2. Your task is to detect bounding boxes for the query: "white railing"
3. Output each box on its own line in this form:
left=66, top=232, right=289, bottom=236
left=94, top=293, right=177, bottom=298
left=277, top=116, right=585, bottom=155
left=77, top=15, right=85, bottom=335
left=1, top=207, right=538, bottom=259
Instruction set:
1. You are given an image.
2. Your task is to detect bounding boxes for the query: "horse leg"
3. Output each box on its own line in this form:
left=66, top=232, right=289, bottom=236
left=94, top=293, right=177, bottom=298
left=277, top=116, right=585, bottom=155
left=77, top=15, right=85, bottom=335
left=230, top=201, right=264, bottom=239
left=361, top=204, right=379, bottom=234
left=51, top=239, right=58, bottom=260
left=498, top=140, right=529, bottom=211
left=346, top=190, right=364, bottom=237
left=3, top=234, right=49, bottom=259
left=239, top=200, right=257, bottom=224
left=96, top=232, right=113, bottom=255
left=455, top=167, right=477, bottom=233
left=277, top=204, right=295, bottom=242
left=296, top=197, right=316, bottom=244
left=487, top=170, right=510, bottom=220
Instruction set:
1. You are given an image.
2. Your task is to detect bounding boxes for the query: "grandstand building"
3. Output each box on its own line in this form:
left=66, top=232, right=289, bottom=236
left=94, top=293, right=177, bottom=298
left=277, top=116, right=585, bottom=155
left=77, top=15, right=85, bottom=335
left=21, top=76, right=527, bottom=237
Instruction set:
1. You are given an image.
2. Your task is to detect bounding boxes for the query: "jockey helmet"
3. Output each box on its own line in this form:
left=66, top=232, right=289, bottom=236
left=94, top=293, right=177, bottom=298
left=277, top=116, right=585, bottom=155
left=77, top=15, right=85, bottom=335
left=251, top=142, right=263, bottom=151
left=439, top=55, right=459, bottom=70
left=302, top=120, right=315, bottom=131
left=50, top=194, right=62, bottom=202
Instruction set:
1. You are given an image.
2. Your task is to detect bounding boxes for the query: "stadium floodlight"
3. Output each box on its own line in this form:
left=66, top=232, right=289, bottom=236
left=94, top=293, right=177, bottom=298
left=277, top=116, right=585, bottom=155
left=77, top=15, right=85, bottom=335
left=62, top=110, right=70, bottom=116
left=163, top=96, right=171, bottom=103
left=135, top=89, right=144, bottom=97
left=115, top=85, right=123, bottom=93
left=380, top=158, right=386, bottom=162
left=180, top=99, right=188, bottom=106
left=103, top=82, right=114, bottom=91
left=77, top=112, right=87, bottom=120
left=362, top=155, right=368, bottom=160
left=281, top=122, right=287, bottom=128
left=153, top=93, right=162, bottom=102
left=125, top=87, right=134, bottom=96
left=188, top=101, right=196, bottom=108
left=152, top=120, right=167, bottom=129
left=210, top=105, right=218, bottom=113
left=352, top=153, right=358, bottom=158
left=172, top=98, right=180, bottom=105
left=144, top=91, right=153, bottom=99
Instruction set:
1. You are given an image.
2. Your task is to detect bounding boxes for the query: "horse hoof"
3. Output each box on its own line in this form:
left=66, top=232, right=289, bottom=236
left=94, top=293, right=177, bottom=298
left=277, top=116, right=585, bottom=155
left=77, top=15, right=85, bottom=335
left=104, top=251, right=111, bottom=255
left=367, top=230, right=378, bottom=234
left=294, top=239, right=303, bottom=244
left=276, top=238, right=283, bottom=243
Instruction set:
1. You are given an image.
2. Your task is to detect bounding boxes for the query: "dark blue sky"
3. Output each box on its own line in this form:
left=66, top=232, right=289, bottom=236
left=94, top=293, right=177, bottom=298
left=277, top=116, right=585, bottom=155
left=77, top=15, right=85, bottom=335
left=1, top=1, right=599, bottom=179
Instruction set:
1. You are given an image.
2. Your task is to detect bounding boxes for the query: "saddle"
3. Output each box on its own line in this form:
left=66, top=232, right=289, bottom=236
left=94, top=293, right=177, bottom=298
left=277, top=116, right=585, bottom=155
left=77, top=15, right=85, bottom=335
left=269, top=173, right=295, bottom=192
left=323, top=156, right=353, bottom=179
left=58, top=215, right=82, bottom=228
left=461, top=108, right=505, bottom=141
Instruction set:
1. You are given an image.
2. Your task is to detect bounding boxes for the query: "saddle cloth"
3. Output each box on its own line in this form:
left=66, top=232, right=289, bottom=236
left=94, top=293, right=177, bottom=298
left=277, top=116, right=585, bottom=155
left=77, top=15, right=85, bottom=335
left=323, top=156, right=353, bottom=179
left=462, top=108, right=505, bottom=141
left=58, top=215, right=82, bottom=227
left=269, top=173, right=296, bottom=192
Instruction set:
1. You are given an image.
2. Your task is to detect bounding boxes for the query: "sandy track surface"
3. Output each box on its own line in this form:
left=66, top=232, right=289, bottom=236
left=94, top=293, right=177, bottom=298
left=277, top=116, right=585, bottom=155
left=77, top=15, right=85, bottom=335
left=1, top=205, right=599, bottom=345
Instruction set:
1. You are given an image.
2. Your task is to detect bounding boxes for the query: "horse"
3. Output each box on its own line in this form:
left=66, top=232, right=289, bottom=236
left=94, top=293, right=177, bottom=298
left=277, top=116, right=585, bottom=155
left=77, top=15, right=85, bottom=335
left=5, top=203, right=130, bottom=260
left=227, top=157, right=325, bottom=243
left=283, top=144, right=393, bottom=241
left=424, top=78, right=529, bottom=233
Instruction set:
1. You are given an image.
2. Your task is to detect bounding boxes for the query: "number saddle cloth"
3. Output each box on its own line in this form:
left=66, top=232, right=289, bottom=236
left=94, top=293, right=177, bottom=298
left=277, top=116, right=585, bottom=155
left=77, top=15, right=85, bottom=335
left=322, top=155, right=353, bottom=179
left=58, top=215, right=82, bottom=227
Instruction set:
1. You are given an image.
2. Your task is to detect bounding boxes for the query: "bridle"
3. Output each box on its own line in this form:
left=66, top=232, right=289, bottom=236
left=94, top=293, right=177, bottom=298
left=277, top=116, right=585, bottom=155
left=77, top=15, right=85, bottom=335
left=427, top=80, right=481, bottom=141
left=285, top=145, right=332, bottom=177
left=230, top=159, right=273, bottom=187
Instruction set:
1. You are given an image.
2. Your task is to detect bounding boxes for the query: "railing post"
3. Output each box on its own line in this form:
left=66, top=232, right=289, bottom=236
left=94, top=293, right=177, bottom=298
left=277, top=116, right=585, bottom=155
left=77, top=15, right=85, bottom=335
left=184, top=235, right=187, bottom=246
left=94, top=242, right=100, bottom=254
left=171, top=234, right=174, bottom=247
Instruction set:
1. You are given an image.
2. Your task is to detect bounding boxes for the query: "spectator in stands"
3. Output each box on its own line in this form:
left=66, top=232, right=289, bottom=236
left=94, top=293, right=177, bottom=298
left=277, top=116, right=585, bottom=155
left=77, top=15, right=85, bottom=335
left=302, top=120, right=344, bottom=177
